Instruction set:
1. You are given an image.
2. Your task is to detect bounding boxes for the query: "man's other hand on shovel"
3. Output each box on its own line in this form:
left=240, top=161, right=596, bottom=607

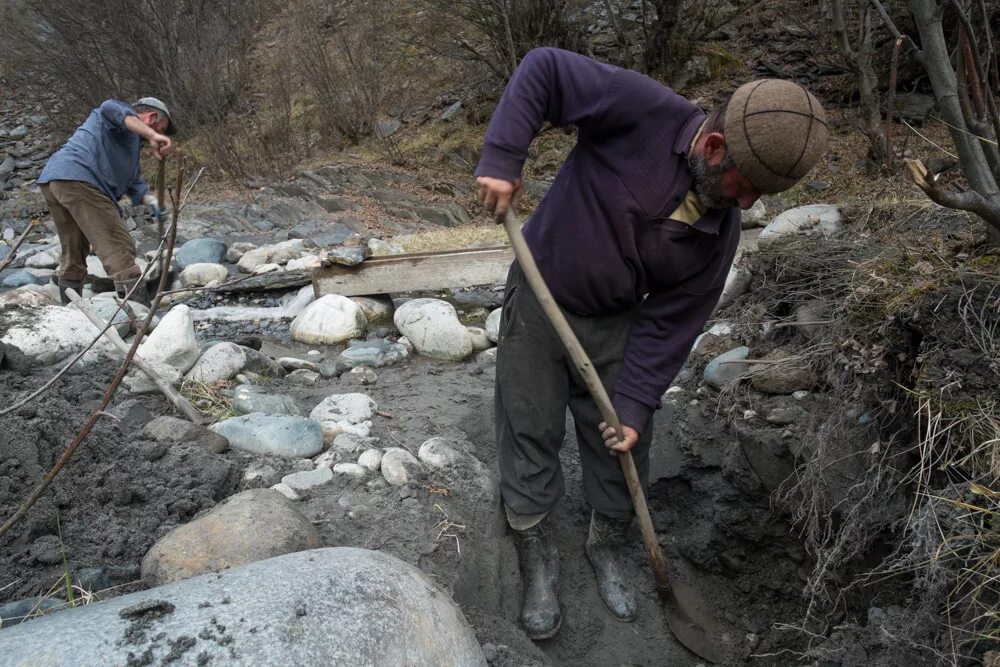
left=599, top=422, right=640, bottom=454
left=477, top=176, right=522, bottom=223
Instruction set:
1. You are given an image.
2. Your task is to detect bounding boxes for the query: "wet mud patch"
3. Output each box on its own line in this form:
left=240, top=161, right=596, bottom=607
left=0, top=366, right=239, bottom=606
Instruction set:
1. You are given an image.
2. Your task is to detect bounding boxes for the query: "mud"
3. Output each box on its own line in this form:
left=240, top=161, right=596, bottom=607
left=0, top=367, right=239, bottom=605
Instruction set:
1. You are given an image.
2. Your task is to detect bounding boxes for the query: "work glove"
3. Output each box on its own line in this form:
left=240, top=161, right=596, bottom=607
left=141, top=193, right=167, bottom=225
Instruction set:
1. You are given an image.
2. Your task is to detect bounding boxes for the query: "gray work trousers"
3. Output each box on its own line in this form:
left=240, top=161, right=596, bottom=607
left=495, top=262, right=653, bottom=523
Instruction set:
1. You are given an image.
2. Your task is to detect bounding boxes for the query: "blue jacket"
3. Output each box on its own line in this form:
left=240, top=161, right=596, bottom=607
left=39, top=99, right=149, bottom=206
left=475, top=48, right=740, bottom=431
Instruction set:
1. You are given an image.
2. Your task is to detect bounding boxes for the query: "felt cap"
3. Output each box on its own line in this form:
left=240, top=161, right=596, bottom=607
left=724, top=80, right=828, bottom=193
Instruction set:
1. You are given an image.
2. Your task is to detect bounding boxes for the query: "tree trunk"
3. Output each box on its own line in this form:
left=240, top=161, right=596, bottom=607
left=908, top=0, right=1000, bottom=242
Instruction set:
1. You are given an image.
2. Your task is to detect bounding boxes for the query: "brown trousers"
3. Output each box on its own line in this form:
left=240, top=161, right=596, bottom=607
left=41, top=180, right=139, bottom=283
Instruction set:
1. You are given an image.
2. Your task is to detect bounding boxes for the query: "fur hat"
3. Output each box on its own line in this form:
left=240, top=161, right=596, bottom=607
left=724, top=80, right=828, bottom=194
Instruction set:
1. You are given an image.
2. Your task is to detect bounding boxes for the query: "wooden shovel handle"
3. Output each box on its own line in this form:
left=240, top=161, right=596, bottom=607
left=500, top=209, right=671, bottom=597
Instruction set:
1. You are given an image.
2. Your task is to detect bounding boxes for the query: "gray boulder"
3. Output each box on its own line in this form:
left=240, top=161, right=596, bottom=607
left=0, top=548, right=486, bottom=666
left=2, top=270, right=44, bottom=288
left=393, top=298, right=473, bottom=361
left=175, top=238, right=227, bottom=269
left=210, top=413, right=324, bottom=458
left=141, top=488, right=320, bottom=586
left=185, top=342, right=284, bottom=383
left=704, top=346, right=751, bottom=389
left=381, top=447, right=422, bottom=487
left=231, top=384, right=301, bottom=416
left=758, top=204, right=843, bottom=249
left=336, top=339, right=409, bottom=369
left=141, top=415, right=229, bottom=454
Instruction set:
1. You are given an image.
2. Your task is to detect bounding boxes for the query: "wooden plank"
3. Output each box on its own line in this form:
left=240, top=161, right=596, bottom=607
left=210, top=270, right=313, bottom=293
left=314, top=246, right=514, bottom=297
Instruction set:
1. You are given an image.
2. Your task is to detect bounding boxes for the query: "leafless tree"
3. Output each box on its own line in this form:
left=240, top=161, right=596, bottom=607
left=830, top=0, right=891, bottom=164
left=876, top=0, right=1000, bottom=242
left=7, top=0, right=266, bottom=126
left=639, top=0, right=765, bottom=79
left=418, top=0, right=581, bottom=82
left=288, top=0, right=399, bottom=144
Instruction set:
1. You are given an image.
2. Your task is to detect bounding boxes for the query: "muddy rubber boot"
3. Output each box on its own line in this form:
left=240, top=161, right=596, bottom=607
left=114, top=277, right=150, bottom=307
left=57, top=279, right=84, bottom=306
left=586, top=511, right=637, bottom=622
left=512, top=519, right=561, bottom=639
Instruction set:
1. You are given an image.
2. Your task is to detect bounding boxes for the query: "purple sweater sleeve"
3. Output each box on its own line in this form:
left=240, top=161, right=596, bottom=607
left=612, top=284, right=724, bottom=432
left=475, top=48, right=619, bottom=181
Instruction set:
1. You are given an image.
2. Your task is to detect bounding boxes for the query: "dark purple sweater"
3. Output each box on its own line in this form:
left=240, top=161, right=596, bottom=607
left=475, top=48, right=740, bottom=432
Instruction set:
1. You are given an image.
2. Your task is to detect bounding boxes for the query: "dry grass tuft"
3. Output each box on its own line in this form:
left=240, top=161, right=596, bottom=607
left=397, top=225, right=508, bottom=253
left=180, top=380, right=237, bottom=421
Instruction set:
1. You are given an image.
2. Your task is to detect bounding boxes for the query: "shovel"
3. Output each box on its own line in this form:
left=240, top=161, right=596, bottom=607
left=500, top=209, right=725, bottom=663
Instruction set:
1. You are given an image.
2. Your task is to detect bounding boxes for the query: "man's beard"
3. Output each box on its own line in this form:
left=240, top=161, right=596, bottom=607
left=688, top=152, right=739, bottom=210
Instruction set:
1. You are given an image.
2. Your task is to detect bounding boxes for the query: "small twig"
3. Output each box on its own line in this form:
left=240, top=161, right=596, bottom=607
left=774, top=319, right=835, bottom=329
left=902, top=119, right=960, bottom=158
left=376, top=410, right=393, bottom=419
left=869, top=0, right=922, bottom=60
left=886, top=36, right=904, bottom=171
left=180, top=167, right=204, bottom=211
left=0, top=220, right=37, bottom=273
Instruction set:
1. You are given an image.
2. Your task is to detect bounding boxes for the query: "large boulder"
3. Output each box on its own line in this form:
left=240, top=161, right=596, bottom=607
left=184, top=342, right=284, bottom=383
left=704, top=346, right=751, bottom=389
left=758, top=204, right=843, bottom=249
left=210, top=413, right=324, bottom=458
left=393, top=298, right=473, bottom=361
left=232, top=384, right=301, bottom=416
left=351, top=295, right=395, bottom=322
left=141, top=415, right=229, bottom=453
left=309, top=393, right=376, bottom=441
left=381, top=447, right=423, bottom=486
left=336, top=339, right=408, bottom=370
left=2, top=269, right=45, bottom=287
left=141, top=488, right=320, bottom=586
left=0, top=305, right=114, bottom=371
left=175, top=237, right=227, bottom=269
left=137, top=304, right=200, bottom=374
left=179, top=262, right=228, bottom=287
left=717, top=265, right=751, bottom=310
left=69, top=296, right=133, bottom=338
left=0, top=548, right=487, bottom=666
left=238, top=239, right=306, bottom=273
left=291, top=294, right=366, bottom=345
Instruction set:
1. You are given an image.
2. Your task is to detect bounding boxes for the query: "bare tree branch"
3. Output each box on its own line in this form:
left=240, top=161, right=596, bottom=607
left=870, top=0, right=923, bottom=61
left=0, top=220, right=37, bottom=273
left=906, top=158, right=1000, bottom=226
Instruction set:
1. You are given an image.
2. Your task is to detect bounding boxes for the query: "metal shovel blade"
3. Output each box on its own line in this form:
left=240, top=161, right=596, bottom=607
left=661, top=578, right=725, bottom=663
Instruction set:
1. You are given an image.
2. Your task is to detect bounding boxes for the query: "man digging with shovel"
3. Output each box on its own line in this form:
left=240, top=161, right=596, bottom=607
left=476, top=48, right=828, bottom=643
left=38, top=97, right=175, bottom=306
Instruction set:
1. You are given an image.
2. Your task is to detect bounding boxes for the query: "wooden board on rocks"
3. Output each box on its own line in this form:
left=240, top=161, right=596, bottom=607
left=313, top=246, right=514, bottom=297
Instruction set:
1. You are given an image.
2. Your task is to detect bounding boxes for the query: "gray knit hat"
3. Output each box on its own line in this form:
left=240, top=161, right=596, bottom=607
left=724, top=80, right=828, bottom=194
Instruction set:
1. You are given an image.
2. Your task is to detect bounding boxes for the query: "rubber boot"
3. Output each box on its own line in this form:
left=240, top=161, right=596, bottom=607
left=512, top=519, right=561, bottom=639
left=114, top=277, right=150, bottom=307
left=586, top=511, right=637, bottom=622
left=57, top=279, right=84, bottom=306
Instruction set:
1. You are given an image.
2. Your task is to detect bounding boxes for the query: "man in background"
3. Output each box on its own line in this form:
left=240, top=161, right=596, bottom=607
left=38, top=97, right=175, bottom=305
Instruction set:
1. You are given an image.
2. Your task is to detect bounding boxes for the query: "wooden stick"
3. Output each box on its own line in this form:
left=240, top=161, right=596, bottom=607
left=500, top=209, right=673, bottom=599
left=0, top=220, right=37, bottom=273
left=155, top=157, right=168, bottom=280
left=65, top=289, right=204, bottom=424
